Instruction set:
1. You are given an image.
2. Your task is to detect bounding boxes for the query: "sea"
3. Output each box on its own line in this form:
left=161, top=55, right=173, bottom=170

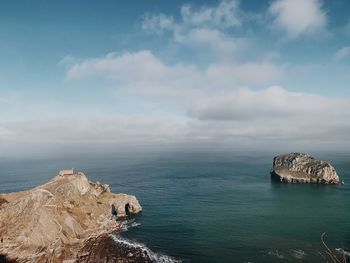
left=0, top=150, right=349, bottom=263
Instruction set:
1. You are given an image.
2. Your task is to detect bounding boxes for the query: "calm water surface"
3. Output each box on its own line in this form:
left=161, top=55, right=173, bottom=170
left=0, top=151, right=349, bottom=262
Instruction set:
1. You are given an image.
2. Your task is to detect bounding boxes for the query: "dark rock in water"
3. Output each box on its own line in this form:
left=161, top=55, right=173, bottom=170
left=77, top=234, right=154, bottom=263
left=271, top=152, right=340, bottom=184
left=77, top=233, right=180, bottom=263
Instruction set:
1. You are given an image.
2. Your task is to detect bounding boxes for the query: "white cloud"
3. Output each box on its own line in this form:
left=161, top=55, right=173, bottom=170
left=142, top=0, right=240, bottom=34
left=141, top=1, right=242, bottom=58
left=60, top=51, right=350, bottom=152
left=67, top=51, right=168, bottom=82
left=66, top=50, right=204, bottom=97
left=66, top=50, right=284, bottom=95
left=180, top=0, right=240, bottom=28
left=173, top=28, right=236, bottom=58
left=334, top=46, right=350, bottom=61
left=269, top=0, right=327, bottom=38
left=3, top=86, right=350, bottom=157
left=186, top=86, right=350, bottom=149
left=188, top=86, right=347, bottom=121
left=141, top=14, right=175, bottom=34
left=177, top=28, right=246, bottom=59
left=205, top=62, right=284, bottom=86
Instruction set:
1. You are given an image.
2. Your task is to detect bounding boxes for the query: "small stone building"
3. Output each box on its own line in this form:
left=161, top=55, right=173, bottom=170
left=59, top=169, right=74, bottom=176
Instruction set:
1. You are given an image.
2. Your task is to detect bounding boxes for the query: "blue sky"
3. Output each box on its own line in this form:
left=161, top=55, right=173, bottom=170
left=1, top=0, right=350, bottom=157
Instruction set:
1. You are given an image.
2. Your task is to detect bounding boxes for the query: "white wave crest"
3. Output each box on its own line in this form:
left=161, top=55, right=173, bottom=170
left=291, top=249, right=305, bottom=259
left=118, top=219, right=141, bottom=231
left=110, top=234, right=182, bottom=263
left=268, top=249, right=284, bottom=259
left=336, top=248, right=350, bottom=256
left=130, top=222, right=141, bottom=228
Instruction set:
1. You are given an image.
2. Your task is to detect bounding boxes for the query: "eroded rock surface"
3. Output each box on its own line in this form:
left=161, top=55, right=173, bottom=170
left=0, top=171, right=142, bottom=262
left=77, top=234, right=153, bottom=263
left=271, top=152, right=340, bottom=184
left=75, top=233, right=181, bottom=263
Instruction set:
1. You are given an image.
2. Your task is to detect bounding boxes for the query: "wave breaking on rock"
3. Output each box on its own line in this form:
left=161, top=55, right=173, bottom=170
left=110, top=235, right=182, bottom=263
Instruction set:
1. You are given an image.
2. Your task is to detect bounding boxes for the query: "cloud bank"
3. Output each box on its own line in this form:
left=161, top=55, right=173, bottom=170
left=3, top=47, right=350, bottom=157
left=2, top=83, right=349, bottom=157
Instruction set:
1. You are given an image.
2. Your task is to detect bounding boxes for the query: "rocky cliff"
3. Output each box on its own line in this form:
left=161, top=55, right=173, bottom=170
left=270, top=153, right=341, bottom=184
left=0, top=171, right=142, bottom=262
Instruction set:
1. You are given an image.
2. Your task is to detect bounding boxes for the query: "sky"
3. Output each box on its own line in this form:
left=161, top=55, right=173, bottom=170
left=0, top=0, right=350, bottom=157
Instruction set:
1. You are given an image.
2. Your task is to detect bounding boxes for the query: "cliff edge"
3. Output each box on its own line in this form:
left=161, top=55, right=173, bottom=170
left=270, top=153, right=341, bottom=184
left=0, top=170, right=142, bottom=262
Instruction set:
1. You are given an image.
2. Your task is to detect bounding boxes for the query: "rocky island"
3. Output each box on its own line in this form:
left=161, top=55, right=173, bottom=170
left=271, top=153, right=341, bottom=184
left=0, top=169, right=146, bottom=262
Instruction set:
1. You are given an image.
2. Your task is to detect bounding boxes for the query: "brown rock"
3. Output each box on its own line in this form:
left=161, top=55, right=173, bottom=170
left=0, top=171, right=142, bottom=262
left=271, top=152, right=340, bottom=184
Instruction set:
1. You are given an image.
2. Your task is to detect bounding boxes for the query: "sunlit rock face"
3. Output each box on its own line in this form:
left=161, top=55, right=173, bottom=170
left=0, top=171, right=142, bottom=262
left=271, top=152, right=340, bottom=184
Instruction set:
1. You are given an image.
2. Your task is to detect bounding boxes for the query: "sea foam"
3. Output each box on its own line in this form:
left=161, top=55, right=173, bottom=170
left=110, top=234, right=182, bottom=263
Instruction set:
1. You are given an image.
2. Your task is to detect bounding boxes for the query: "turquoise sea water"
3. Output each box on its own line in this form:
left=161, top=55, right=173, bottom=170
left=0, top=151, right=349, bottom=262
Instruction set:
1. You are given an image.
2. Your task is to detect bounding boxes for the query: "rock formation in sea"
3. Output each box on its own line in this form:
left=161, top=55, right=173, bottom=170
left=0, top=170, right=143, bottom=262
left=270, top=152, right=341, bottom=184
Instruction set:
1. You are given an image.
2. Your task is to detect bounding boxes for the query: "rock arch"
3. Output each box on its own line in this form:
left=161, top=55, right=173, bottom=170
left=113, top=194, right=142, bottom=217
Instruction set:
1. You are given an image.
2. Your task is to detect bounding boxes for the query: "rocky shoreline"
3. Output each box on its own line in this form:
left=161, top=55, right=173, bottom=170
left=270, top=152, right=341, bottom=184
left=0, top=170, right=147, bottom=262
left=76, top=233, right=180, bottom=263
